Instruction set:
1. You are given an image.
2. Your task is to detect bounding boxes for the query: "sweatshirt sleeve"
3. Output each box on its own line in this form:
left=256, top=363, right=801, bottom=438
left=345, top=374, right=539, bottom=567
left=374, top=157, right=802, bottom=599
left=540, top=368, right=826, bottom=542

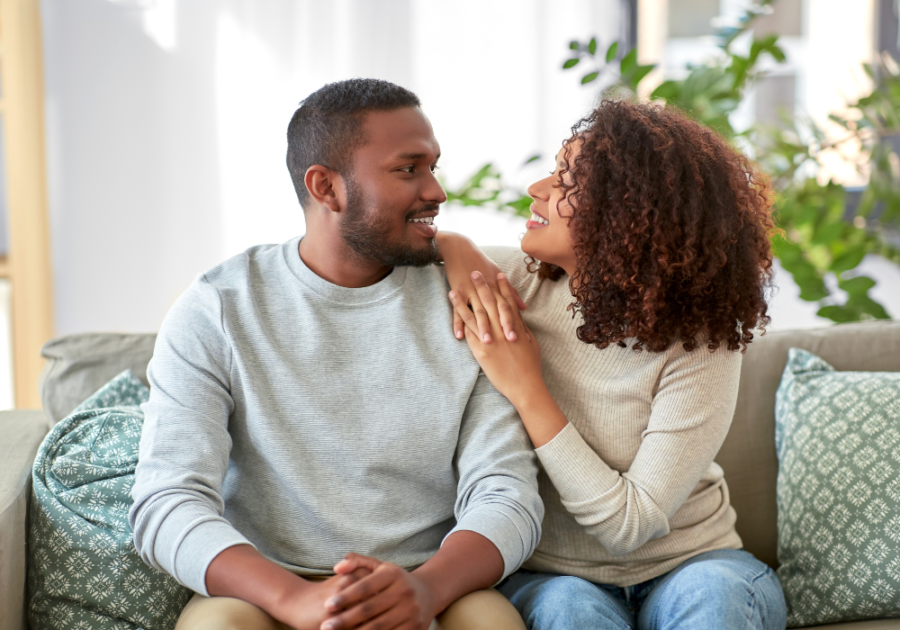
left=534, top=346, right=741, bottom=556
left=448, top=373, right=543, bottom=580
left=129, top=276, right=252, bottom=595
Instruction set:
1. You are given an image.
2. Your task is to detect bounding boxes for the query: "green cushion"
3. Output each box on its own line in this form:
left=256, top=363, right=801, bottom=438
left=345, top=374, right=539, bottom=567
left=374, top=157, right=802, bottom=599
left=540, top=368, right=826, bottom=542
left=775, top=348, right=900, bottom=627
left=28, top=371, right=192, bottom=630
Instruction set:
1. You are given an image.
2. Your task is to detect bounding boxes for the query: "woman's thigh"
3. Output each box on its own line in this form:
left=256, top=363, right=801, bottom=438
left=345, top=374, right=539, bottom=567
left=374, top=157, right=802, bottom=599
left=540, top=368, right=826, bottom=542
left=499, top=571, right=634, bottom=630
left=637, top=549, right=787, bottom=630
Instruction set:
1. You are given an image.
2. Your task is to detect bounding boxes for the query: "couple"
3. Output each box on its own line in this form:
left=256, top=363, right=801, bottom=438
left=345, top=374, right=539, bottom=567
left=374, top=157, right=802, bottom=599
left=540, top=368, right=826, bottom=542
left=130, top=78, right=787, bottom=630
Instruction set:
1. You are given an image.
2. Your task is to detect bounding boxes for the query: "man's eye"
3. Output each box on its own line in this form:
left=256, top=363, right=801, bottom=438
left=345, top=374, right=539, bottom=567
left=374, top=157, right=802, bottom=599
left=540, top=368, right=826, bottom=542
left=430, top=165, right=440, bottom=174
left=400, top=166, right=414, bottom=173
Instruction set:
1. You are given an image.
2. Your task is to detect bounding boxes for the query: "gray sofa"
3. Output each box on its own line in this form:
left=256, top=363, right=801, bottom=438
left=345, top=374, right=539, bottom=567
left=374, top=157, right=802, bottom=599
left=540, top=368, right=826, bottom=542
left=2, top=322, right=900, bottom=630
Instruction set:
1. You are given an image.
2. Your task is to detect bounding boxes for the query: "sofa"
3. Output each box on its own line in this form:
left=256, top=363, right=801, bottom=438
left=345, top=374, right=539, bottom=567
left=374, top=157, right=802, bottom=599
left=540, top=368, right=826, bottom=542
left=1, top=321, right=899, bottom=630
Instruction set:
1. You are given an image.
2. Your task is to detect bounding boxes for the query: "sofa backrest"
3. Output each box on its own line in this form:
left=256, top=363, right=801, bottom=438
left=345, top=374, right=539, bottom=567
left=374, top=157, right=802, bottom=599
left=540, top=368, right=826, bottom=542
left=38, top=323, right=900, bottom=569
left=718, top=320, right=900, bottom=568
left=39, top=332, right=157, bottom=426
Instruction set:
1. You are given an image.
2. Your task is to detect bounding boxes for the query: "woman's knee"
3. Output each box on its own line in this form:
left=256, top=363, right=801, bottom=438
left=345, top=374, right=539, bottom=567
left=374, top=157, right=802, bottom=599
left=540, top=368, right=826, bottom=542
left=642, top=552, right=786, bottom=630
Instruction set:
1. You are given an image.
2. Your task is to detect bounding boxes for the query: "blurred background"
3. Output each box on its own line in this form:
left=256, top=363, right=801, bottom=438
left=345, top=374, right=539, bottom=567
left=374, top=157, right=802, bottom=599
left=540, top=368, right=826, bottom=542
left=2, top=0, right=899, bottom=409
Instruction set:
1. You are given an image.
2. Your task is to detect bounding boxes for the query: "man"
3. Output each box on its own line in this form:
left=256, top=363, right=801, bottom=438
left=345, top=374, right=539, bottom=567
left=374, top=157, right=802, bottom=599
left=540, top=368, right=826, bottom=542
left=130, top=78, right=542, bottom=630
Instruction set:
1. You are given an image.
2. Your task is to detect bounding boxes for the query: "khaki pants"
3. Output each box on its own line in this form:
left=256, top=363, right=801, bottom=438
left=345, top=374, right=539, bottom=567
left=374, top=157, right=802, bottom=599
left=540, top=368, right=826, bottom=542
left=175, top=588, right=526, bottom=630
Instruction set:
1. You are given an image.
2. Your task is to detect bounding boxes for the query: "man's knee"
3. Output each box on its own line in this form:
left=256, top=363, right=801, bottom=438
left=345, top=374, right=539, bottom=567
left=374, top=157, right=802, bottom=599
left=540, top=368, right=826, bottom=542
left=175, top=593, right=291, bottom=630
left=437, top=588, right=526, bottom=630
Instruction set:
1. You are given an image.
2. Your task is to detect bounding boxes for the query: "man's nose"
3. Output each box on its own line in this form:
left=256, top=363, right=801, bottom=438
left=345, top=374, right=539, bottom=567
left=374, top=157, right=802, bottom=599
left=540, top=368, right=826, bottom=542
left=424, top=171, right=448, bottom=204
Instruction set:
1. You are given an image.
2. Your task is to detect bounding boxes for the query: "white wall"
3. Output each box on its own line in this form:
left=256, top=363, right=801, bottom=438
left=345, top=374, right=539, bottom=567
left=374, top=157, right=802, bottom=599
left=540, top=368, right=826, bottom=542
left=41, top=0, right=622, bottom=336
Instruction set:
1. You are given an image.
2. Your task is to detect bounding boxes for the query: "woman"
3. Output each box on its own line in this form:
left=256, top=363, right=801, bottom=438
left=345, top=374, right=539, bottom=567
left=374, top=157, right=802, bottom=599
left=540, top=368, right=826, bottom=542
left=437, top=99, right=787, bottom=629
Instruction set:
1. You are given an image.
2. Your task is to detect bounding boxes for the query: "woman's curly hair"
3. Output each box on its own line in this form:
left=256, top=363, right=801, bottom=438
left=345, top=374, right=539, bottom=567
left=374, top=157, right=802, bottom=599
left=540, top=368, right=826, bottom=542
left=533, top=99, right=775, bottom=353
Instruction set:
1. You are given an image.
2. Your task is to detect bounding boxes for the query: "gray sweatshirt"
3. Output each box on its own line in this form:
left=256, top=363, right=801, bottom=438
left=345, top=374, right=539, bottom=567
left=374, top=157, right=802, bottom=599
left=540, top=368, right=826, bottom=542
left=129, top=237, right=542, bottom=595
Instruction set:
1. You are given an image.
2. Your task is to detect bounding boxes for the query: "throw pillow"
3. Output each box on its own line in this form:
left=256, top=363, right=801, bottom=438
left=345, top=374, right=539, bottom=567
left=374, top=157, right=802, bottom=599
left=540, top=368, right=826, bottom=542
left=775, top=348, right=900, bottom=627
left=28, top=370, right=192, bottom=630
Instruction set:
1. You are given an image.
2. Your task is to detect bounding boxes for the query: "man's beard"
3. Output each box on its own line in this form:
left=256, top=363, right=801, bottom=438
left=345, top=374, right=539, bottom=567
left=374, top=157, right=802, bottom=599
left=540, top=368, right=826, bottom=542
left=340, top=177, right=440, bottom=267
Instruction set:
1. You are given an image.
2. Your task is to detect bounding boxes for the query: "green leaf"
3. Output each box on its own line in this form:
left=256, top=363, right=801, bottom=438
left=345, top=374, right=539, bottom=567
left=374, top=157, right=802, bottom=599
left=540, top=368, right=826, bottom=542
left=830, top=245, right=866, bottom=274
left=523, top=154, right=541, bottom=164
left=506, top=195, right=534, bottom=218
left=650, top=80, right=679, bottom=100
left=838, top=275, right=876, bottom=295
left=817, top=305, right=858, bottom=323
left=569, top=40, right=579, bottom=50
left=606, top=41, right=619, bottom=63
left=581, top=72, right=599, bottom=84
left=563, top=58, right=580, bottom=69
left=588, top=37, right=597, bottom=55
left=630, top=64, right=655, bottom=87
left=620, top=49, right=637, bottom=75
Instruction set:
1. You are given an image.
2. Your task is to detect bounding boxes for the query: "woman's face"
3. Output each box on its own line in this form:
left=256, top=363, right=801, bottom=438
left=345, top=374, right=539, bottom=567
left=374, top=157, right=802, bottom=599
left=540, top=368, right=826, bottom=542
left=521, top=144, right=578, bottom=276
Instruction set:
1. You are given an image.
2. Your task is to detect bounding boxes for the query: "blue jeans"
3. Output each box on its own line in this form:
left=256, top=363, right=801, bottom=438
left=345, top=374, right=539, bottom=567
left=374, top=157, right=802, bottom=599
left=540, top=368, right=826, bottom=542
left=498, top=549, right=787, bottom=630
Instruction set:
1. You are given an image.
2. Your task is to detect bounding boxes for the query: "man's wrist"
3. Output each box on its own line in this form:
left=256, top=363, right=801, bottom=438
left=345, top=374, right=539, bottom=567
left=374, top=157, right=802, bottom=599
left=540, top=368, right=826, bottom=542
left=411, top=565, right=451, bottom=616
left=265, top=574, right=319, bottom=623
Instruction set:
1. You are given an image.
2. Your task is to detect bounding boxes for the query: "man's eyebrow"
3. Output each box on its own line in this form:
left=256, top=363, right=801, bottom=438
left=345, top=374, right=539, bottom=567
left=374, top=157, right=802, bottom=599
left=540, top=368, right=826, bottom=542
left=395, top=152, right=441, bottom=161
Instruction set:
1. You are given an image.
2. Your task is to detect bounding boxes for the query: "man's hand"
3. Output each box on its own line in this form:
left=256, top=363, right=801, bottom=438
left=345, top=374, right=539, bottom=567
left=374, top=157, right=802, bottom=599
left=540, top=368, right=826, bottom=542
left=205, top=545, right=371, bottom=630
left=322, top=553, right=436, bottom=630
left=272, top=573, right=371, bottom=630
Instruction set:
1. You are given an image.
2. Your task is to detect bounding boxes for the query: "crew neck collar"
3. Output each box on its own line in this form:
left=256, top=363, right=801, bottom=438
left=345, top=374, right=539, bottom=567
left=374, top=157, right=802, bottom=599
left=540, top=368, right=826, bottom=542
left=283, top=236, right=408, bottom=305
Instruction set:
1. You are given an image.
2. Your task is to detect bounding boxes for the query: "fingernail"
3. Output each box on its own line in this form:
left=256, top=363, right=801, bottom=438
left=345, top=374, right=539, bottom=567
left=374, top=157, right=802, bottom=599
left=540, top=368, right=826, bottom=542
left=508, top=332, right=516, bottom=341
left=326, top=598, right=337, bottom=608
left=456, top=330, right=463, bottom=339
left=449, top=291, right=456, bottom=300
left=483, top=334, right=491, bottom=343
left=323, top=623, right=335, bottom=630
left=498, top=273, right=506, bottom=279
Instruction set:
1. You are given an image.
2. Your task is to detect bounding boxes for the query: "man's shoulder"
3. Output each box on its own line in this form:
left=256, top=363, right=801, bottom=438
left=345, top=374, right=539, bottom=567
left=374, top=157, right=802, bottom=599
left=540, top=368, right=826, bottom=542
left=200, top=241, right=287, bottom=288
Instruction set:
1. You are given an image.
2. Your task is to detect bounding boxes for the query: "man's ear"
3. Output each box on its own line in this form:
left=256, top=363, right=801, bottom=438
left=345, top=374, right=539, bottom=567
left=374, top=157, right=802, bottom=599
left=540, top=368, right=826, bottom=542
left=304, top=165, right=344, bottom=213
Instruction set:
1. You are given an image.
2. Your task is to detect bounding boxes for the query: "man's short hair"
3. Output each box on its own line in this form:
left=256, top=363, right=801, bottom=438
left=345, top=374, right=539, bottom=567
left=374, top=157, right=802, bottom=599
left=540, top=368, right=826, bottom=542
left=286, top=78, right=421, bottom=207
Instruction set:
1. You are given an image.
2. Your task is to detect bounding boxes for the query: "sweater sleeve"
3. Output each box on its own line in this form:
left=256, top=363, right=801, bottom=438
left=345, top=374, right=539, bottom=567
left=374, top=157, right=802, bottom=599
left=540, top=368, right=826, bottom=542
left=534, top=346, right=741, bottom=556
left=129, top=276, right=252, bottom=595
left=448, top=373, right=543, bottom=580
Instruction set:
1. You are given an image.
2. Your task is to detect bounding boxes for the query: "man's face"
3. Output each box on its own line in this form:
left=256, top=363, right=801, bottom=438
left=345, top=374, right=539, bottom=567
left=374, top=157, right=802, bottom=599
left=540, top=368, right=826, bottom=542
left=339, top=108, right=446, bottom=267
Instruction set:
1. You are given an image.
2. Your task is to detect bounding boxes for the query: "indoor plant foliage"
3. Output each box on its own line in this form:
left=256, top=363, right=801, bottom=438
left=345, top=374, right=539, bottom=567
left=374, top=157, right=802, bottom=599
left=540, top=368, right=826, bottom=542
left=447, top=0, right=899, bottom=324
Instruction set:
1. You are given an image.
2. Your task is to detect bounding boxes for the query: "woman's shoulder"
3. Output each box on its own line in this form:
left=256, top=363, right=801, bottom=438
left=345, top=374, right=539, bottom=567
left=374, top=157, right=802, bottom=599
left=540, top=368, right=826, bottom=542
left=481, top=246, right=539, bottom=296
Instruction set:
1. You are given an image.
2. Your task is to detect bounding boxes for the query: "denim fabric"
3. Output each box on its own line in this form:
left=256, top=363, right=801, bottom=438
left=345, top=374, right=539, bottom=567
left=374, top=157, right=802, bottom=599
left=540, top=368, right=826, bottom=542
left=498, top=549, right=787, bottom=629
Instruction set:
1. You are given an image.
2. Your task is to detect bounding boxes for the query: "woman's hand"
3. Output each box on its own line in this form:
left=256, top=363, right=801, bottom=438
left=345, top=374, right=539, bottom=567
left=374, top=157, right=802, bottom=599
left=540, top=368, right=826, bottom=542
left=449, top=272, right=542, bottom=405
left=436, top=232, right=525, bottom=343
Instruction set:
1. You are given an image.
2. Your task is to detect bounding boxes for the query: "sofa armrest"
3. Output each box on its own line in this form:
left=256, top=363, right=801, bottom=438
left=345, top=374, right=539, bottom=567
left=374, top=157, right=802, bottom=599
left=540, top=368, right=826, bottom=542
left=0, top=410, right=50, bottom=630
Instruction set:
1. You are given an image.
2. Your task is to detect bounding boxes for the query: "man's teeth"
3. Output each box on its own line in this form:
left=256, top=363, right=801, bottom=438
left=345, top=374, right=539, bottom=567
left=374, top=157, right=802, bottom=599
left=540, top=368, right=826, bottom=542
left=410, top=217, right=435, bottom=225
left=531, top=213, right=549, bottom=226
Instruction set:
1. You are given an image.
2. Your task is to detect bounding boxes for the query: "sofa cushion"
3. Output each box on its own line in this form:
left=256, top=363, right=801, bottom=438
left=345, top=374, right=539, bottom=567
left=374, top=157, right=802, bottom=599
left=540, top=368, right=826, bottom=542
left=775, top=348, right=900, bottom=627
left=717, top=320, right=900, bottom=570
left=0, top=410, right=50, bottom=630
left=39, top=333, right=157, bottom=426
left=28, top=370, right=191, bottom=630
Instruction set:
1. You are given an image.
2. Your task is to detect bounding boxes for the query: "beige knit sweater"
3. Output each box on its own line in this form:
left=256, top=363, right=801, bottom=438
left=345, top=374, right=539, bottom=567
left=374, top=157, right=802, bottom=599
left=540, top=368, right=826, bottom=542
left=483, top=246, right=744, bottom=587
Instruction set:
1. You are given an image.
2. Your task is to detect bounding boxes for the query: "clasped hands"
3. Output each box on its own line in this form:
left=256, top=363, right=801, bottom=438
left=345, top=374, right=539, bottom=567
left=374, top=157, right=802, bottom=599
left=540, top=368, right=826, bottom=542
left=286, top=553, right=435, bottom=630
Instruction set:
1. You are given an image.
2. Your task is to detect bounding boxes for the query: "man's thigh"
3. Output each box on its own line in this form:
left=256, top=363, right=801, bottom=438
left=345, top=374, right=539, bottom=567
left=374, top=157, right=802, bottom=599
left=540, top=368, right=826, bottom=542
left=175, top=593, right=292, bottom=630
left=437, top=588, right=526, bottom=630
left=175, top=588, right=523, bottom=630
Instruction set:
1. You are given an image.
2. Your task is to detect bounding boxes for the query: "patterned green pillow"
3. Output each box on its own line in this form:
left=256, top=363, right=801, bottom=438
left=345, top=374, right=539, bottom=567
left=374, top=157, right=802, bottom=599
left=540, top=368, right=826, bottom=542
left=775, top=348, right=900, bottom=627
left=28, top=370, right=192, bottom=630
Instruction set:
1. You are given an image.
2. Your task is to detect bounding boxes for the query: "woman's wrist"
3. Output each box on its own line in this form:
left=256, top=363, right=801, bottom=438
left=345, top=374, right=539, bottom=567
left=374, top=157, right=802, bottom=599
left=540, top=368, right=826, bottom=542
left=510, top=382, right=569, bottom=448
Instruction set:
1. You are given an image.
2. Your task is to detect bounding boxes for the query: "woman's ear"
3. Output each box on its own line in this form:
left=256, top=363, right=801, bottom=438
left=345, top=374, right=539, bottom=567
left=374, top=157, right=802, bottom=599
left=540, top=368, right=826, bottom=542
left=304, top=165, right=343, bottom=213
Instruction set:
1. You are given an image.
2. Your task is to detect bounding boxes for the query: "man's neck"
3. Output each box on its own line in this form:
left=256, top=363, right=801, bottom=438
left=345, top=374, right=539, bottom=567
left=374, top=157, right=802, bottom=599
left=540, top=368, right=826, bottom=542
left=298, top=234, right=393, bottom=288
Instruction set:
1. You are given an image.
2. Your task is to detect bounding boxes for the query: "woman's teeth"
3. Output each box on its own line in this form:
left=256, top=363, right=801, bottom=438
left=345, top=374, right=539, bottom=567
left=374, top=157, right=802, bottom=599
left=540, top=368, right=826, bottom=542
left=531, top=213, right=549, bottom=226
left=410, top=217, right=434, bottom=225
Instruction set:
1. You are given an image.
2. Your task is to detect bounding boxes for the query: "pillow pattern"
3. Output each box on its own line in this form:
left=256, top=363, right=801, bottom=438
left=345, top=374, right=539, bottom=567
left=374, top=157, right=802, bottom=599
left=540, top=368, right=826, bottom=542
left=28, top=370, right=192, bottom=630
left=775, top=348, right=900, bottom=627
